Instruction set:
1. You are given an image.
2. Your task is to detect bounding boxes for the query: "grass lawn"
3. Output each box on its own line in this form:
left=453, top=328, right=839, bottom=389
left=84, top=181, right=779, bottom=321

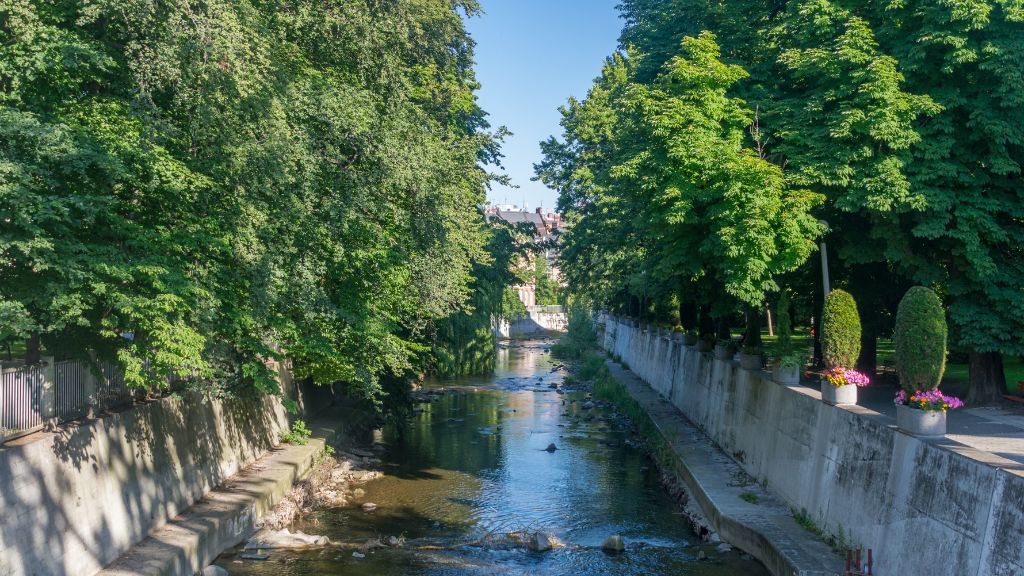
left=758, top=328, right=1024, bottom=396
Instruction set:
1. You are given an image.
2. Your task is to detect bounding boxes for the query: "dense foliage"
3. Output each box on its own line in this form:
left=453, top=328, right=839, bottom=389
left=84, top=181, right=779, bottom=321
left=541, top=0, right=1024, bottom=400
left=894, top=287, right=948, bottom=393
left=0, top=0, right=515, bottom=406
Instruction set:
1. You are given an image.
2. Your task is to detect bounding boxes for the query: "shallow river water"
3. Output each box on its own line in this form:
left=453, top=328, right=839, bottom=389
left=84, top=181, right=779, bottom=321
left=215, top=339, right=769, bottom=575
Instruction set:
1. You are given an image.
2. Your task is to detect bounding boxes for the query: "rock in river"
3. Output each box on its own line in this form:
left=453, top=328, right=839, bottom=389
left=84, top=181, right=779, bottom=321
left=362, top=502, right=378, bottom=512
left=201, top=566, right=229, bottom=576
left=245, top=528, right=329, bottom=550
left=528, top=532, right=554, bottom=552
left=545, top=443, right=558, bottom=452
left=601, top=535, right=626, bottom=553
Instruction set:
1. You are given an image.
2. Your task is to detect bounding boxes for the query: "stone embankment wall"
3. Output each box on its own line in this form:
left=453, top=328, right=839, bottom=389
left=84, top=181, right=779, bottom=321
left=599, top=315, right=1024, bottom=576
left=496, top=305, right=568, bottom=338
left=0, top=361, right=330, bottom=576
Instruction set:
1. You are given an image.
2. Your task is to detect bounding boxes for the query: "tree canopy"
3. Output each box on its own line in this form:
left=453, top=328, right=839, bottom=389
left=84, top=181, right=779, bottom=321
left=0, top=0, right=516, bottom=406
left=543, top=0, right=1024, bottom=399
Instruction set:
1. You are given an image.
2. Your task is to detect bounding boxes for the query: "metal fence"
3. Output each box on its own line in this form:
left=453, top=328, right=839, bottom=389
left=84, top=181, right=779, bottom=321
left=1, top=363, right=46, bottom=442
left=1, top=357, right=148, bottom=444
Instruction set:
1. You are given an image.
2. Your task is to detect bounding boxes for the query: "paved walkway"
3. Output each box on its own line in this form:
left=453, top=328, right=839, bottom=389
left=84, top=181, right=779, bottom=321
left=606, top=360, right=843, bottom=576
left=803, top=380, right=1024, bottom=470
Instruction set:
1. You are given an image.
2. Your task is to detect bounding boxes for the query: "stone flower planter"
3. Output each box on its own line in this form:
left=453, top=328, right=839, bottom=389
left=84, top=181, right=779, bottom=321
left=773, top=364, right=800, bottom=385
left=714, top=344, right=734, bottom=360
left=696, top=339, right=713, bottom=353
left=683, top=333, right=699, bottom=346
left=739, top=353, right=762, bottom=370
left=897, top=404, right=947, bottom=437
left=821, top=383, right=857, bottom=405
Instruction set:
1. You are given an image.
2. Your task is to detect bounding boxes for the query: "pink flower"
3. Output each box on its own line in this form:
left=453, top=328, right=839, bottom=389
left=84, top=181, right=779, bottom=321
left=894, top=389, right=964, bottom=412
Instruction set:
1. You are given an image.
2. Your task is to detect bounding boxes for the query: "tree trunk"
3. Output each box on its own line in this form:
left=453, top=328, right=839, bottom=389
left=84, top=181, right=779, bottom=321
left=25, top=333, right=41, bottom=365
left=857, top=332, right=877, bottom=376
left=811, top=316, right=822, bottom=368
left=966, top=351, right=1007, bottom=405
left=745, top=308, right=762, bottom=349
left=698, top=306, right=715, bottom=340
left=679, top=301, right=697, bottom=332
left=765, top=304, right=774, bottom=337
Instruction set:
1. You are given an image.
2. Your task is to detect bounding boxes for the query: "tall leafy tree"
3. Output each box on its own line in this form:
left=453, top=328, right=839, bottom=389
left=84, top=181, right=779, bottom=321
left=0, top=0, right=509, bottom=410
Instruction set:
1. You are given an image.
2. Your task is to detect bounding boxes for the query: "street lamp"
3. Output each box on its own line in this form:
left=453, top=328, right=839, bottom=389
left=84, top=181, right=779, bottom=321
left=819, top=220, right=831, bottom=298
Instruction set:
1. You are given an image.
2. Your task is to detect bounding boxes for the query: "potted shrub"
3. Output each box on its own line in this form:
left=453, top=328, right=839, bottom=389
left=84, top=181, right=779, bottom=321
left=773, top=352, right=804, bottom=385
left=771, top=292, right=802, bottom=384
left=892, top=286, right=962, bottom=436
left=738, top=307, right=763, bottom=370
left=714, top=339, right=736, bottom=360
left=739, top=345, right=763, bottom=370
left=820, top=290, right=867, bottom=405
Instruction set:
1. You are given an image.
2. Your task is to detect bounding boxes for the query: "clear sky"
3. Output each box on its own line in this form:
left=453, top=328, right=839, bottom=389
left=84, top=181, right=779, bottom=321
left=465, top=1, right=622, bottom=213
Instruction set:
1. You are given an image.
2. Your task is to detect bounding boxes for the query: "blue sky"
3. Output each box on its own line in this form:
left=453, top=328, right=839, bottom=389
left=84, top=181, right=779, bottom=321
left=465, top=1, right=622, bottom=212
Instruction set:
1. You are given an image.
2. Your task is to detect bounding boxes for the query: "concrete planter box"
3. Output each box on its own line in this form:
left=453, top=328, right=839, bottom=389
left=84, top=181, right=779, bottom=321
left=739, top=353, right=763, bottom=370
left=696, top=339, right=714, bottom=353
left=714, top=345, right=735, bottom=360
left=821, top=383, right=857, bottom=405
left=683, top=333, right=699, bottom=346
left=897, top=404, right=947, bottom=437
left=773, top=364, right=801, bottom=385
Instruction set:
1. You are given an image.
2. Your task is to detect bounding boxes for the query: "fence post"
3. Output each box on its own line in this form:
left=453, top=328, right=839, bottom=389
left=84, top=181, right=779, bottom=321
left=40, top=355, right=57, bottom=430
left=85, top=353, right=98, bottom=419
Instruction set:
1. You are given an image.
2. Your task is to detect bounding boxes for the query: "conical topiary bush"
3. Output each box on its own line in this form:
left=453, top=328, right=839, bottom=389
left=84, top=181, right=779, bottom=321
left=894, top=286, right=947, bottom=393
left=821, top=289, right=861, bottom=370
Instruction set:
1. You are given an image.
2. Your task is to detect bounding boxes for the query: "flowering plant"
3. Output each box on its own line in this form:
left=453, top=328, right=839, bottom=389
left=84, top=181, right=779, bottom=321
left=823, top=367, right=870, bottom=387
left=894, top=389, right=964, bottom=412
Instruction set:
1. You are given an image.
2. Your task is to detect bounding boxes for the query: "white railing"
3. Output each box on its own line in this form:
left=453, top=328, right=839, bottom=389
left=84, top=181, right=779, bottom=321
left=1, top=357, right=149, bottom=444
left=526, top=305, right=565, bottom=314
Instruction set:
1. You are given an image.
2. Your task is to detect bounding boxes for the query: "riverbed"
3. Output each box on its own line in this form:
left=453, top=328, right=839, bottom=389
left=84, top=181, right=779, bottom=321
left=214, top=339, right=769, bottom=575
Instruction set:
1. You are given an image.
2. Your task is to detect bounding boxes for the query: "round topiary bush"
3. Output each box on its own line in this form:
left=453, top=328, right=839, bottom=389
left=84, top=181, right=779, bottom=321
left=894, top=286, right=947, bottom=393
left=821, top=289, right=861, bottom=370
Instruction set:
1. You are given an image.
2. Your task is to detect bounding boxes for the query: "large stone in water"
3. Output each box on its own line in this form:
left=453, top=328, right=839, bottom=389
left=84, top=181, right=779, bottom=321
left=545, top=443, right=558, bottom=452
left=528, top=532, right=554, bottom=552
left=601, top=535, right=626, bottom=553
left=202, top=566, right=229, bottom=576
left=245, top=529, right=329, bottom=550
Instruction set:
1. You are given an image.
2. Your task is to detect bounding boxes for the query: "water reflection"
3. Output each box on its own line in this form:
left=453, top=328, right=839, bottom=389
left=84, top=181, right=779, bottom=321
left=215, top=340, right=769, bottom=575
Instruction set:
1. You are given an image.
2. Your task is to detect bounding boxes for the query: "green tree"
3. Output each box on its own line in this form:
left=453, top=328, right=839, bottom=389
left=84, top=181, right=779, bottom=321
left=0, top=0, right=503, bottom=414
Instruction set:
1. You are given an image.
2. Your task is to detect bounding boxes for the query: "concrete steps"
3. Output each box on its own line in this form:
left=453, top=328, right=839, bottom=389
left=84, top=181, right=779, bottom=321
left=97, top=417, right=345, bottom=576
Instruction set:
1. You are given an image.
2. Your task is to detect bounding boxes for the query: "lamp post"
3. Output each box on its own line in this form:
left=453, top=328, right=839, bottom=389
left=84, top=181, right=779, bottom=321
left=819, top=220, right=831, bottom=299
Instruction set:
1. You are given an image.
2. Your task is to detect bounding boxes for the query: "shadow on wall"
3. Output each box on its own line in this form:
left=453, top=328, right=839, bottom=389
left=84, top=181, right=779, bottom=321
left=0, top=390, right=290, bottom=576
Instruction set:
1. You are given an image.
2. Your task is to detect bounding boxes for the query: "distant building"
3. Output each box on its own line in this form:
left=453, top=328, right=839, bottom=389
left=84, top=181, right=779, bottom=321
left=483, top=204, right=565, bottom=307
left=483, top=205, right=564, bottom=239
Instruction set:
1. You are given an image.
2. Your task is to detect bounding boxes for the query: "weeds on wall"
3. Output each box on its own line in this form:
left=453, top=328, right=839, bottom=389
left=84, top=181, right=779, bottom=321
left=281, top=420, right=313, bottom=445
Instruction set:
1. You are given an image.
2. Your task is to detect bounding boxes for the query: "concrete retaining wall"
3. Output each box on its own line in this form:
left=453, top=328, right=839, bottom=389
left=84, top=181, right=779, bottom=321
left=0, top=392, right=290, bottom=576
left=600, top=315, right=1024, bottom=576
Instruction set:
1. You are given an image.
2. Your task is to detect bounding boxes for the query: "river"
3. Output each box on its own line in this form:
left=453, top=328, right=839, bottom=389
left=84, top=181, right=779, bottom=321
left=214, top=339, right=769, bottom=575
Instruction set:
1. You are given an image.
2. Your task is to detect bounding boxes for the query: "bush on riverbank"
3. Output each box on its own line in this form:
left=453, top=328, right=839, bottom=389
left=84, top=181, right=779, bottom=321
left=551, top=305, right=598, bottom=360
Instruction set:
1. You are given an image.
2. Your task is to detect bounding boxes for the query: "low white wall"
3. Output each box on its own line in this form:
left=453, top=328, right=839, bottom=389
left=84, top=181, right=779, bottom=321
left=0, top=393, right=290, bottom=576
left=600, top=315, right=1024, bottom=576
left=496, top=307, right=568, bottom=338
